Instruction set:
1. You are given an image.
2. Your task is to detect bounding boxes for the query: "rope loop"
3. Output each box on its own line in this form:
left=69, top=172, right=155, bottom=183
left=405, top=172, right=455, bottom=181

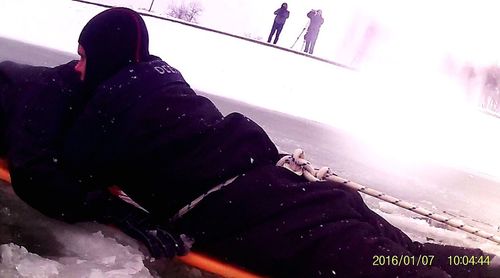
left=276, top=149, right=337, bottom=182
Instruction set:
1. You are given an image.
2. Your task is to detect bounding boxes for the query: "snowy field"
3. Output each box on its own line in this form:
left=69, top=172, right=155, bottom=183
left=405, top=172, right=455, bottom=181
left=1, top=0, right=500, bottom=277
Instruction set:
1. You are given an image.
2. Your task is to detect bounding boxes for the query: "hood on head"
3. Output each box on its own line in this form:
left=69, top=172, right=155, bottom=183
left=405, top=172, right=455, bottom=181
left=78, top=7, right=150, bottom=90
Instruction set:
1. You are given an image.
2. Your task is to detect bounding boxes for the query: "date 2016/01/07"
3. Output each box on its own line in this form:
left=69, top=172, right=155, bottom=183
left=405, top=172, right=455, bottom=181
left=372, top=255, right=491, bottom=266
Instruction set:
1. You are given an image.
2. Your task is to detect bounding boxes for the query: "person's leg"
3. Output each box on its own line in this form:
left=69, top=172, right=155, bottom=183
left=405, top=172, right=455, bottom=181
left=304, top=40, right=310, bottom=53
left=309, top=35, right=317, bottom=54
left=336, top=182, right=489, bottom=277
left=173, top=165, right=477, bottom=277
left=268, top=23, right=277, bottom=43
left=411, top=242, right=491, bottom=278
left=274, top=24, right=284, bottom=44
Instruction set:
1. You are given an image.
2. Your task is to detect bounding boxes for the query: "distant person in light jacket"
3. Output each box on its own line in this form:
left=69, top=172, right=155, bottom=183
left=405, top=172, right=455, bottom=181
left=267, top=2, right=289, bottom=44
left=304, top=9, right=324, bottom=54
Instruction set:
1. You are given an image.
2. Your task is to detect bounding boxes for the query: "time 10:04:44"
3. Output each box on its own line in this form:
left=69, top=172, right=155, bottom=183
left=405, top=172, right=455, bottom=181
left=448, top=255, right=490, bottom=266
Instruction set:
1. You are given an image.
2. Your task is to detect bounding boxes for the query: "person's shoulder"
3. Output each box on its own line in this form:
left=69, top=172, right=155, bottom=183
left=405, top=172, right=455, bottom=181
left=0, top=61, right=51, bottom=84
left=100, top=56, right=188, bottom=91
left=140, top=57, right=183, bottom=77
left=0, top=60, right=43, bottom=74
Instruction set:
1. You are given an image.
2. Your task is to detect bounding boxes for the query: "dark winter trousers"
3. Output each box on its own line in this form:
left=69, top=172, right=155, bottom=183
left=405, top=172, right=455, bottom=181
left=304, top=31, right=319, bottom=54
left=173, top=165, right=486, bottom=278
left=268, top=22, right=284, bottom=44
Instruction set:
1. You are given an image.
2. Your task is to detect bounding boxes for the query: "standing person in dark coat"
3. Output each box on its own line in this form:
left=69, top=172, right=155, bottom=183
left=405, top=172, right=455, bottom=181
left=9, top=7, right=497, bottom=278
left=267, top=2, right=290, bottom=44
left=304, top=9, right=324, bottom=54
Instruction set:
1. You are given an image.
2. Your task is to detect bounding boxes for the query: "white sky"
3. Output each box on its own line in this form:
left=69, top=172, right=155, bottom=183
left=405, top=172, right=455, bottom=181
left=1, top=1, right=500, bottom=276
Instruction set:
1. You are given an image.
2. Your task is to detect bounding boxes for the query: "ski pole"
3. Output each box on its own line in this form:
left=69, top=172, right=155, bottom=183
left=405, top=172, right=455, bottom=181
left=291, top=22, right=309, bottom=49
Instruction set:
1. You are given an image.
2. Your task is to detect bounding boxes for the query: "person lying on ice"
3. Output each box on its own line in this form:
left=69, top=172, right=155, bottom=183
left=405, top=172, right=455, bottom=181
left=0, top=61, right=189, bottom=258
left=1, top=7, right=498, bottom=278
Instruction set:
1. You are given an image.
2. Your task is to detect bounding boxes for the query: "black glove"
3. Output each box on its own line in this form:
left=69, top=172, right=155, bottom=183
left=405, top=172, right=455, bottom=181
left=86, top=191, right=192, bottom=259
left=118, top=214, right=191, bottom=258
left=108, top=200, right=191, bottom=259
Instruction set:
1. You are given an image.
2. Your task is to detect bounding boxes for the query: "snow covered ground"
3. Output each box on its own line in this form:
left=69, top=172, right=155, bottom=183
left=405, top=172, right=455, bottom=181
left=1, top=0, right=500, bottom=277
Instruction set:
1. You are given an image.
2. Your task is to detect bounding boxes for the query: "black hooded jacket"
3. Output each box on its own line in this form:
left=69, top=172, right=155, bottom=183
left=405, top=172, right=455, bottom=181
left=78, top=7, right=151, bottom=92
left=0, top=61, right=116, bottom=222
left=63, top=57, right=279, bottom=218
left=63, top=7, right=279, bottom=218
left=273, top=5, right=290, bottom=25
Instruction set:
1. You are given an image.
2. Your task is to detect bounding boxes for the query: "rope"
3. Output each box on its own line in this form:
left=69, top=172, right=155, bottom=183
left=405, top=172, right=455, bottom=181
left=170, top=176, right=239, bottom=222
left=276, top=149, right=500, bottom=245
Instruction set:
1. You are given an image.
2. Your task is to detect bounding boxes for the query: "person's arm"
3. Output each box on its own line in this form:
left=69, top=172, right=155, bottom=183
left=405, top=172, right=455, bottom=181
left=1, top=61, right=111, bottom=223
left=111, top=199, right=191, bottom=258
left=11, top=163, right=189, bottom=258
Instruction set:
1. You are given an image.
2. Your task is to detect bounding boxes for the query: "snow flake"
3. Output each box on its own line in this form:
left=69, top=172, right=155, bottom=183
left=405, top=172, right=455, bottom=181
left=52, top=157, right=58, bottom=163
left=250, top=157, right=254, bottom=164
left=1, top=207, right=11, bottom=216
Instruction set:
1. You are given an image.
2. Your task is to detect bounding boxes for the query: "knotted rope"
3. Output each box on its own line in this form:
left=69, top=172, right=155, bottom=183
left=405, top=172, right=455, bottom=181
left=276, top=149, right=500, bottom=245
